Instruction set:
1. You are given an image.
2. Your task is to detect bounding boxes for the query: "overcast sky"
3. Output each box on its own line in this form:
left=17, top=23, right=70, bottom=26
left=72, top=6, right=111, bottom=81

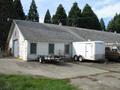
left=21, top=0, right=120, bottom=26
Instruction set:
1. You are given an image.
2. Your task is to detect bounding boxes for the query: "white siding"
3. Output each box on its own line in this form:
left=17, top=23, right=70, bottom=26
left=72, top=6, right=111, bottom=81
left=8, top=24, right=27, bottom=60
left=27, top=42, right=72, bottom=60
left=37, top=42, right=48, bottom=55
left=55, top=43, right=64, bottom=56
left=27, top=42, right=37, bottom=60
left=19, top=40, right=28, bottom=60
left=9, top=25, right=19, bottom=52
left=27, top=42, right=49, bottom=60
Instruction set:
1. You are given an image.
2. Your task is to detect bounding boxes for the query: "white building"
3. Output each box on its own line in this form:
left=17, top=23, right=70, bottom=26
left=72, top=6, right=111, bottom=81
left=7, top=20, right=120, bottom=61
left=7, top=20, right=82, bottom=60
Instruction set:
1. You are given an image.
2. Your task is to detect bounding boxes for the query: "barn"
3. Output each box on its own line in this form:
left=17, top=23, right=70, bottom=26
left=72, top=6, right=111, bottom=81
left=7, top=20, right=120, bottom=60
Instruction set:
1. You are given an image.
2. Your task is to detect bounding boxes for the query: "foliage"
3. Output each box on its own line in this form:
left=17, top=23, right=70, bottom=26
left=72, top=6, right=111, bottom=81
left=44, top=9, right=51, bottom=23
left=67, top=2, right=81, bottom=27
left=27, top=0, right=39, bottom=22
left=52, top=4, right=67, bottom=25
left=81, top=4, right=101, bottom=30
left=13, top=0, right=25, bottom=20
left=0, top=0, right=15, bottom=49
left=100, top=18, right=106, bottom=31
left=107, top=14, right=120, bottom=33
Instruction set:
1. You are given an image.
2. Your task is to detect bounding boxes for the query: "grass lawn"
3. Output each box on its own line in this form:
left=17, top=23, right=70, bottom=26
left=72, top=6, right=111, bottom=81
left=0, top=74, right=78, bottom=90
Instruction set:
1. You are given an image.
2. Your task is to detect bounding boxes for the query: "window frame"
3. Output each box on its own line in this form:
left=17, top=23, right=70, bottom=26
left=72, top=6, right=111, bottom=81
left=65, top=44, right=70, bottom=54
left=49, top=43, right=54, bottom=55
left=30, top=43, right=37, bottom=54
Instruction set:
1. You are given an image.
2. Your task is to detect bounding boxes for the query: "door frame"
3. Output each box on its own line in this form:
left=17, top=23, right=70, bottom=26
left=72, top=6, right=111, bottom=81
left=13, top=39, right=19, bottom=57
left=85, top=43, right=93, bottom=59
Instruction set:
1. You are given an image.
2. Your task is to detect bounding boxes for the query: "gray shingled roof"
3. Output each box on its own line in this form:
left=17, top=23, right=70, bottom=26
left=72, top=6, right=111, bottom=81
left=14, top=20, right=120, bottom=43
left=15, top=20, right=83, bottom=42
left=66, top=27, right=120, bottom=43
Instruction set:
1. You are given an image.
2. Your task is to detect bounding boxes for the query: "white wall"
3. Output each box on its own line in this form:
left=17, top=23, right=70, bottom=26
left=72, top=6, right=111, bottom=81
left=9, top=24, right=28, bottom=60
left=55, top=43, right=65, bottom=56
left=27, top=42, right=72, bottom=60
left=27, top=42, right=48, bottom=60
left=37, top=42, right=49, bottom=55
left=9, top=24, right=19, bottom=52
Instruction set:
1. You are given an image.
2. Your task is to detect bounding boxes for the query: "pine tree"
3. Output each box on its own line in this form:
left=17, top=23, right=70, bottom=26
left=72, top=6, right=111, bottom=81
left=44, top=10, right=51, bottom=23
left=0, top=0, right=14, bottom=19
left=107, top=14, right=120, bottom=33
left=81, top=4, right=101, bottom=30
left=100, top=18, right=106, bottom=31
left=0, top=0, right=15, bottom=49
left=13, top=0, right=25, bottom=20
left=107, top=20, right=115, bottom=32
left=67, top=2, right=81, bottom=27
left=52, top=15, right=57, bottom=24
left=52, top=4, right=67, bottom=25
left=27, top=0, right=39, bottom=22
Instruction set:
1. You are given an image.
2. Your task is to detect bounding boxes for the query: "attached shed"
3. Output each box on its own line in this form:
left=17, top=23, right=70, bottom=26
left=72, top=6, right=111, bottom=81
left=7, top=20, right=120, bottom=60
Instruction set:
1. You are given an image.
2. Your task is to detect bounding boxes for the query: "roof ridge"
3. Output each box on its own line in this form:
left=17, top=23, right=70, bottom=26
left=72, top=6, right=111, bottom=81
left=14, top=20, right=120, bottom=36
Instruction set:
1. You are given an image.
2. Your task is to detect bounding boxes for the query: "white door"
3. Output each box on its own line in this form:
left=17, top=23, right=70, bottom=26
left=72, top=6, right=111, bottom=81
left=85, top=43, right=92, bottom=59
left=13, top=40, right=19, bottom=57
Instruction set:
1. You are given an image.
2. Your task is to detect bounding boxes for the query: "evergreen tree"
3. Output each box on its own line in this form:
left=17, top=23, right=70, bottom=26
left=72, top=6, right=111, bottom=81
left=52, top=4, right=67, bottom=25
left=44, top=9, right=51, bottom=23
left=27, top=0, right=39, bottom=22
left=100, top=18, right=106, bottom=31
left=107, top=14, right=120, bottom=33
left=0, top=0, right=15, bottom=49
left=52, top=15, right=57, bottom=24
left=67, top=2, right=81, bottom=27
left=81, top=4, right=101, bottom=30
left=13, top=0, right=25, bottom=20
left=107, top=20, right=115, bottom=32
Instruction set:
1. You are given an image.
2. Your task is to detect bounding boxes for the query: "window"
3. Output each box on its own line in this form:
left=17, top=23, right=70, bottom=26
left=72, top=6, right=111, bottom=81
left=49, top=44, right=54, bottom=54
left=65, top=44, right=70, bottom=54
left=30, top=43, right=37, bottom=54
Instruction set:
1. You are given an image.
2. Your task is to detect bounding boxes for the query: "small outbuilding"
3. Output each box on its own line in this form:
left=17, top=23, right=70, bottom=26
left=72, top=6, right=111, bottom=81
left=7, top=20, right=120, bottom=61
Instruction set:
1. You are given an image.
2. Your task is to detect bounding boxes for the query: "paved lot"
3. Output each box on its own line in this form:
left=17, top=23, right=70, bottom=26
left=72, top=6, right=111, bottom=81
left=0, top=58, right=120, bottom=90
left=0, top=58, right=107, bottom=79
left=70, top=61, right=120, bottom=90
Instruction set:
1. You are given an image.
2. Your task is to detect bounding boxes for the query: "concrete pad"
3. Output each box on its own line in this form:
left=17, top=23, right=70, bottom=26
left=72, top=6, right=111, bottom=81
left=0, top=58, right=108, bottom=79
left=70, top=72, right=120, bottom=90
left=92, top=73, right=120, bottom=89
left=71, top=78, right=120, bottom=90
left=80, top=62, right=120, bottom=73
left=22, top=63, right=108, bottom=79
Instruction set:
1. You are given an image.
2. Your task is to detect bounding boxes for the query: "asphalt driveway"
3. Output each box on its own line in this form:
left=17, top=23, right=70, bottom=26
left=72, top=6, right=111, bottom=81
left=0, top=58, right=107, bottom=79
left=70, top=61, right=120, bottom=90
left=0, top=58, right=120, bottom=90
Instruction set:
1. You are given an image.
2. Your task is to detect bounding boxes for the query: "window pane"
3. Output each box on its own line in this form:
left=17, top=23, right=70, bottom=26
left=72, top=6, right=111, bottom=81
left=49, top=44, right=54, bottom=54
left=65, top=44, right=70, bottom=54
left=30, top=43, right=37, bottom=54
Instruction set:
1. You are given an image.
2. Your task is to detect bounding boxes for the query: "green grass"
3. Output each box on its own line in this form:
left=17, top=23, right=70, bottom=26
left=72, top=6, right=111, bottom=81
left=0, top=74, right=78, bottom=90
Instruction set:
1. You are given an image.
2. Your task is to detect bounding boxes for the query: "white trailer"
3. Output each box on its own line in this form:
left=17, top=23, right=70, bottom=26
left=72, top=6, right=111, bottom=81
left=72, top=41, right=105, bottom=61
